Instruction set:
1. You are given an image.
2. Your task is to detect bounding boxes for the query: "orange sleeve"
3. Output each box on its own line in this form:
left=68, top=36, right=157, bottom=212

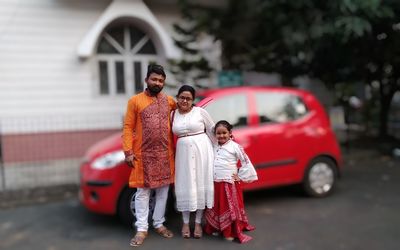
left=122, top=97, right=137, bottom=156
left=168, top=96, right=177, bottom=110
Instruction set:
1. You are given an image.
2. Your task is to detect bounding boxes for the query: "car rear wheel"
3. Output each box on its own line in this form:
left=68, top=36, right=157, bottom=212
left=303, top=157, right=338, bottom=197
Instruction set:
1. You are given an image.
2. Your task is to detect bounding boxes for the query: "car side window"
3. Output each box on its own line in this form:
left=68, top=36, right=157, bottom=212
left=255, top=92, right=308, bottom=124
left=203, top=94, right=248, bottom=127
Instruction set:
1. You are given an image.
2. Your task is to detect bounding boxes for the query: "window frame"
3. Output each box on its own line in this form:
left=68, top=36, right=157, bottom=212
left=94, top=24, right=159, bottom=97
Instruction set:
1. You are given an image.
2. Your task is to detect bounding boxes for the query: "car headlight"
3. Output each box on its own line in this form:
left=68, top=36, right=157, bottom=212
left=91, top=150, right=125, bottom=170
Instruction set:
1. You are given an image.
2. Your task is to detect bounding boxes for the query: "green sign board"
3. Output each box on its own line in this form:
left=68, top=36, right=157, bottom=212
left=218, top=71, right=243, bottom=87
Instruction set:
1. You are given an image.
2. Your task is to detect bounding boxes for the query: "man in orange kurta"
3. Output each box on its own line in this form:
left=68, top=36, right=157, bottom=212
left=122, top=64, right=176, bottom=246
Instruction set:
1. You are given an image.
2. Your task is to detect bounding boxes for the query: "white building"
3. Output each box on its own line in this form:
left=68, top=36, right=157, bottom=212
left=0, top=0, right=221, bottom=163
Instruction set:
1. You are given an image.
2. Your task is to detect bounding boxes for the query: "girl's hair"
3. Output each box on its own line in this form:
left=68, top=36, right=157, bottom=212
left=177, top=84, right=196, bottom=100
left=214, top=120, right=233, bottom=134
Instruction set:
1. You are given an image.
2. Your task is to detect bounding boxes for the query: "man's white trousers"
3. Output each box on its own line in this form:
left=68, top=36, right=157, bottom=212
left=134, top=185, right=169, bottom=231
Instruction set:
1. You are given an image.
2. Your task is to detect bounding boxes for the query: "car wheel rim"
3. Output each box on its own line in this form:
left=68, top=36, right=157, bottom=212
left=130, top=193, right=136, bottom=216
left=309, top=162, right=334, bottom=195
left=130, top=191, right=156, bottom=217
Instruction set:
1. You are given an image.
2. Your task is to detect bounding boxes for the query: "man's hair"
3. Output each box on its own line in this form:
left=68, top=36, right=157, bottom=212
left=146, top=64, right=166, bottom=79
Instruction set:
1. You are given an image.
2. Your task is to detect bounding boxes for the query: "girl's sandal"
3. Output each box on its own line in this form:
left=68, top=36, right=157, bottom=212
left=130, top=231, right=148, bottom=247
left=193, top=223, right=203, bottom=239
left=181, top=223, right=190, bottom=238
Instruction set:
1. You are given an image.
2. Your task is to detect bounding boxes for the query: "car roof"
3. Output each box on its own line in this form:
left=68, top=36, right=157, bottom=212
left=197, top=85, right=312, bottom=97
left=195, top=85, right=322, bottom=114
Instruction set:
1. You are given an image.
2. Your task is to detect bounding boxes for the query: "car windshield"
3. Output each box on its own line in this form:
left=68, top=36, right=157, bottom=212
left=194, top=95, right=205, bottom=106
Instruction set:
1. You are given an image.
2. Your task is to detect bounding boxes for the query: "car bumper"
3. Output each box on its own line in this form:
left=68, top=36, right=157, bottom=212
left=79, top=162, right=126, bottom=215
left=79, top=179, right=118, bottom=215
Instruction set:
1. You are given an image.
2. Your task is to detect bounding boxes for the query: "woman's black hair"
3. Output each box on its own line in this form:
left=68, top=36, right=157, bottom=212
left=177, top=84, right=196, bottom=100
left=214, top=120, right=233, bottom=134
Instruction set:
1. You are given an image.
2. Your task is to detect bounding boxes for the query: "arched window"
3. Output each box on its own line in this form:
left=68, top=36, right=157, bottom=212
left=96, top=24, right=159, bottom=96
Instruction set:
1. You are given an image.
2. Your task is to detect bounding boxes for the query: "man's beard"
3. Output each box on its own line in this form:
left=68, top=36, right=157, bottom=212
left=148, top=85, right=162, bottom=95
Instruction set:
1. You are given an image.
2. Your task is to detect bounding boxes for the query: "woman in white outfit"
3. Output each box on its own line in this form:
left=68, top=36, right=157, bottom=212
left=172, top=85, right=215, bottom=239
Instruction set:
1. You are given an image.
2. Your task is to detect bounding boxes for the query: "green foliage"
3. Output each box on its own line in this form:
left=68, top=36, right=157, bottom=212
left=168, top=0, right=214, bottom=83
left=173, top=0, right=400, bottom=136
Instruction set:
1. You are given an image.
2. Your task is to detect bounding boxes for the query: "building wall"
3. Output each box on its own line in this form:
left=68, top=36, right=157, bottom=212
left=0, top=0, right=186, bottom=162
left=0, top=0, right=185, bottom=135
left=2, top=129, right=119, bottom=163
left=0, top=0, right=125, bottom=127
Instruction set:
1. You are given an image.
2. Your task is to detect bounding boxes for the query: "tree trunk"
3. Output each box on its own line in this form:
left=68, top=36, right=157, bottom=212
left=379, top=83, right=396, bottom=138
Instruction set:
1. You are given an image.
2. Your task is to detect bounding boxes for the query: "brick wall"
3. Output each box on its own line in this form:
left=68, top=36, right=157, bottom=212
left=1, top=129, right=119, bottom=163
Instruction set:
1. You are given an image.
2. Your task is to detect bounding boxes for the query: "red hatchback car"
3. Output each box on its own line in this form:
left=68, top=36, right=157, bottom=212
left=80, top=86, right=342, bottom=223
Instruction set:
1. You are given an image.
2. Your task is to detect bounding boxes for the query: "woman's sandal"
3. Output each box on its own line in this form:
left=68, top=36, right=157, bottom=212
left=181, top=223, right=190, bottom=238
left=130, top=231, right=148, bottom=247
left=224, top=237, right=234, bottom=242
left=155, top=225, right=174, bottom=238
left=193, top=223, right=203, bottom=239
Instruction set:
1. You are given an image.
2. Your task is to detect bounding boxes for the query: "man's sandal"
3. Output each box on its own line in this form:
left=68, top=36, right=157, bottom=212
left=155, top=225, right=174, bottom=238
left=130, top=231, right=148, bottom=247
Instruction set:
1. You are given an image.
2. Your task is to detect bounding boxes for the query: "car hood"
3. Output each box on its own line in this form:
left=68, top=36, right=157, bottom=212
left=85, top=132, right=123, bottom=160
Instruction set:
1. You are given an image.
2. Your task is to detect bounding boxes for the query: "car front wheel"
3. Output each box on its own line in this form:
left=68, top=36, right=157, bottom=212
left=118, top=187, right=136, bottom=227
left=118, top=187, right=156, bottom=228
left=303, top=157, right=338, bottom=197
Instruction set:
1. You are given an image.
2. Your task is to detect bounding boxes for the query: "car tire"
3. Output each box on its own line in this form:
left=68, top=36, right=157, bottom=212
left=118, top=187, right=136, bottom=227
left=117, top=187, right=157, bottom=228
left=303, top=157, right=338, bottom=198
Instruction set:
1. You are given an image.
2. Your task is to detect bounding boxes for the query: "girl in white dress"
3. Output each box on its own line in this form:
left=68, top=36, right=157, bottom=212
left=204, top=120, right=258, bottom=243
left=172, top=85, right=215, bottom=239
